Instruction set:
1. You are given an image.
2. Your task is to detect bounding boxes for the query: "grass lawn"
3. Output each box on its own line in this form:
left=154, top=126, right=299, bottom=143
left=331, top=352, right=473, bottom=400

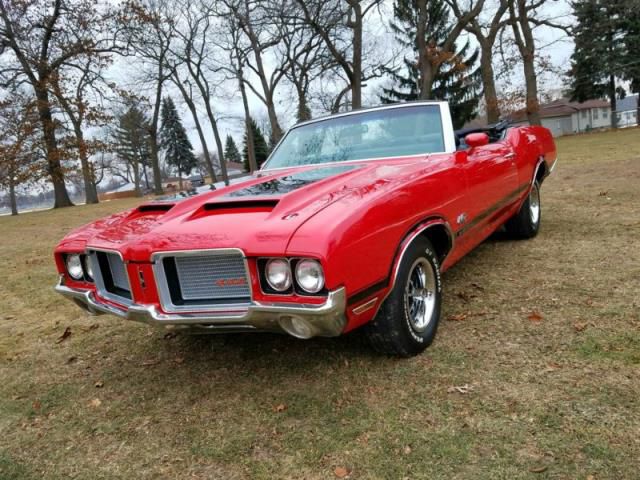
left=1, top=128, right=639, bottom=479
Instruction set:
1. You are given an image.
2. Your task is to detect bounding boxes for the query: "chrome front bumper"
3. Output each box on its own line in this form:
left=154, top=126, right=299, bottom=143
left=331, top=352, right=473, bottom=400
left=55, top=277, right=347, bottom=338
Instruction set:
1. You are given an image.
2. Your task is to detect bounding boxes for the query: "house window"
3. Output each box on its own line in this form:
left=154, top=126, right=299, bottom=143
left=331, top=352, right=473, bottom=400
left=602, top=108, right=608, bottom=118
left=593, top=108, right=599, bottom=119
left=581, top=110, right=587, bottom=118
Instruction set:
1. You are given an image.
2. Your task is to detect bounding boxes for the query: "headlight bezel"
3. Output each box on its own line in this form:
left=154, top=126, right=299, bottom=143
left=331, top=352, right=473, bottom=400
left=65, top=253, right=85, bottom=281
left=259, top=257, right=327, bottom=296
left=294, top=259, right=325, bottom=294
left=264, top=258, right=293, bottom=292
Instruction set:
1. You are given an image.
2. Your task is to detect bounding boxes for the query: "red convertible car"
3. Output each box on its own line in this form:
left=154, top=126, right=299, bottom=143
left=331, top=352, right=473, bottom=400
left=54, top=102, right=556, bottom=356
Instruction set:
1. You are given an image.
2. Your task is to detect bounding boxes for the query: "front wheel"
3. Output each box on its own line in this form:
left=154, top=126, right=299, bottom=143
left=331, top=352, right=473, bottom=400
left=364, top=238, right=442, bottom=357
left=505, top=181, right=541, bottom=239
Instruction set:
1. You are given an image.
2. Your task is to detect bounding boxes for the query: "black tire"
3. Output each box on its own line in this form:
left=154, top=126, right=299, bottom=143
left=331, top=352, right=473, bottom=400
left=505, top=181, right=541, bottom=239
left=364, top=237, right=442, bottom=357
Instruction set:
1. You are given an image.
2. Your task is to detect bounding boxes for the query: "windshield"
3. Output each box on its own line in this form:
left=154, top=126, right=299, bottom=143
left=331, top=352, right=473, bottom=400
left=263, top=105, right=445, bottom=170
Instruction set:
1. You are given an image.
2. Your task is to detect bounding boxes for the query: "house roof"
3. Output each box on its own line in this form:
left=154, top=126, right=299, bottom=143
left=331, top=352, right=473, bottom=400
left=615, top=94, right=638, bottom=113
left=509, top=98, right=610, bottom=122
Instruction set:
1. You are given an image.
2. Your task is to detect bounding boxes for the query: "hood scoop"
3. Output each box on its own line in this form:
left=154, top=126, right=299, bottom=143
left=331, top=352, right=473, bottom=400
left=196, top=199, right=280, bottom=216
left=137, top=203, right=175, bottom=213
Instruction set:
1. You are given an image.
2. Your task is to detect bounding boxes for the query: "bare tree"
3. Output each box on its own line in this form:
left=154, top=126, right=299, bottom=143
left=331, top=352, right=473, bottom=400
left=169, top=0, right=230, bottom=184
left=506, top=0, right=569, bottom=125
left=448, top=0, right=509, bottom=123
left=221, top=0, right=287, bottom=144
left=295, top=0, right=385, bottom=110
left=121, top=0, right=174, bottom=194
left=50, top=57, right=113, bottom=204
left=0, top=94, right=43, bottom=215
left=0, top=0, right=121, bottom=208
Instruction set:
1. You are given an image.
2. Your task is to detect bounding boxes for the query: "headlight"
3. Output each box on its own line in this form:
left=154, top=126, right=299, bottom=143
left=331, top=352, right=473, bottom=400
left=83, top=256, right=93, bottom=280
left=295, top=259, right=325, bottom=293
left=265, top=258, right=292, bottom=292
left=66, top=254, right=84, bottom=280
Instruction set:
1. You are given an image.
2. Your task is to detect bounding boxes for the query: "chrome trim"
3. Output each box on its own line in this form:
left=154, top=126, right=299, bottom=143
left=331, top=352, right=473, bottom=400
left=352, top=297, right=378, bottom=315
left=373, top=220, right=453, bottom=318
left=532, top=157, right=546, bottom=186
left=55, top=276, right=347, bottom=338
left=549, top=156, right=558, bottom=174
left=85, top=248, right=133, bottom=307
left=151, top=248, right=252, bottom=314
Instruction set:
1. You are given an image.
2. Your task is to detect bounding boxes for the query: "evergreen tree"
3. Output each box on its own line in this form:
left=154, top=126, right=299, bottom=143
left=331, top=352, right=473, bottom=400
left=159, top=96, right=197, bottom=185
left=112, top=104, right=152, bottom=196
left=224, top=135, right=241, bottom=165
left=621, top=2, right=640, bottom=121
left=380, top=0, right=482, bottom=128
left=243, top=118, right=269, bottom=171
left=568, top=0, right=626, bottom=128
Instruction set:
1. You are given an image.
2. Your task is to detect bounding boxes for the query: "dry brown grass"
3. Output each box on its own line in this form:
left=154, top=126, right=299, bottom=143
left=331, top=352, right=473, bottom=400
left=1, top=128, right=639, bottom=479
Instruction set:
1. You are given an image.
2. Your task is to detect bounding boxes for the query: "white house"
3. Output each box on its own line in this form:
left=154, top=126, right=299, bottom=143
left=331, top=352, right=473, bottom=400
left=510, top=98, right=612, bottom=137
left=615, top=94, right=638, bottom=127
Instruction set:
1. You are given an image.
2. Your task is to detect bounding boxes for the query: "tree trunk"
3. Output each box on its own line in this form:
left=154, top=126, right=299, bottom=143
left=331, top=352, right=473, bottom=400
left=149, top=72, right=165, bottom=195
left=72, top=122, right=99, bottom=204
left=174, top=78, right=217, bottom=182
left=609, top=74, right=618, bottom=129
left=350, top=10, right=363, bottom=109
left=35, top=87, right=73, bottom=208
left=238, top=65, right=257, bottom=173
left=296, top=83, right=311, bottom=122
left=9, top=178, right=17, bottom=215
left=480, top=44, right=501, bottom=124
left=522, top=53, right=541, bottom=126
left=133, top=160, right=142, bottom=197
left=203, top=101, right=228, bottom=184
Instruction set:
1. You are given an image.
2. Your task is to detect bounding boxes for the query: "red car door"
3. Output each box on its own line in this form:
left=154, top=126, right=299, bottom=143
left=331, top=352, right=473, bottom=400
left=456, top=140, right=518, bottom=241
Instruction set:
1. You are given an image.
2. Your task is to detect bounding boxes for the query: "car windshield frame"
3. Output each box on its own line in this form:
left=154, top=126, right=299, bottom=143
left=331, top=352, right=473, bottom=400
left=261, top=104, right=448, bottom=171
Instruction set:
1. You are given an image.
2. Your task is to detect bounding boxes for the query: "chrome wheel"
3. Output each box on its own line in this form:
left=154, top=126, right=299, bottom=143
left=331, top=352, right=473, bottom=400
left=404, top=258, right=437, bottom=332
left=529, top=183, right=540, bottom=226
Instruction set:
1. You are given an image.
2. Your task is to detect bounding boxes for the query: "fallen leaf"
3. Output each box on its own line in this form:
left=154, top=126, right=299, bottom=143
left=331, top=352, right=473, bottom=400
left=456, top=292, right=474, bottom=302
left=529, top=466, right=548, bottom=473
left=598, top=191, right=608, bottom=196
left=94, top=381, right=104, bottom=388
left=574, top=322, right=587, bottom=332
left=32, top=400, right=41, bottom=411
left=89, top=398, right=102, bottom=408
left=66, top=356, right=78, bottom=364
left=273, top=403, right=287, bottom=413
left=470, top=283, right=485, bottom=291
left=334, top=466, right=349, bottom=478
left=527, top=311, right=544, bottom=323
left=141, top=359, right=160, bottom=366
left=586, top=475, right=595, bottom=480
left=403, top=445, right=412, bottom=455
left=448, top=384, right=474, bottom=394
left=56, top=327, right=72, bottom=343
left=163, top=331, right=178, bottom=340
left=543, top=362, right=562, bottom=373
left=447, top=313, right=468, bottom=322
left=173, top=357, right=185, bottom=364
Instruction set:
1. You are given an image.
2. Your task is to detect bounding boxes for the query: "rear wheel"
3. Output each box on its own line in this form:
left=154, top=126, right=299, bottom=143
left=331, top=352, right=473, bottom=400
left=364, top=238, right=442, bottom=357
left=505, top=181, right=541, bottom=239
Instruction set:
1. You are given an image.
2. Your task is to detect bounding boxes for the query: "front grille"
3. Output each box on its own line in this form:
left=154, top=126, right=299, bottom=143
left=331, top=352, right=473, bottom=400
left=156, top=251, right=251, bottom=311
left=88, top=250, right=132, bottom=304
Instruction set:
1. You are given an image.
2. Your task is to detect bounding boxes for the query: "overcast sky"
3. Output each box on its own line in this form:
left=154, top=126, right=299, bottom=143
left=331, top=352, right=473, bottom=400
left=106, top=0, right=576, bottom=160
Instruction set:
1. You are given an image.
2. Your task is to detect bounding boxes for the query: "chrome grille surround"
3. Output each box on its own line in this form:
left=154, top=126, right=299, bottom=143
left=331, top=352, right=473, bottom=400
left=152, top=249, right=252, bottom=313
left=86, top=249, right=133, bottom=306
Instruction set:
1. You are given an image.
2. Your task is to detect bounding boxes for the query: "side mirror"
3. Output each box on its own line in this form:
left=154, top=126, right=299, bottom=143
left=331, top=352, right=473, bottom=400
left=465, top=132, right=489, bottom=148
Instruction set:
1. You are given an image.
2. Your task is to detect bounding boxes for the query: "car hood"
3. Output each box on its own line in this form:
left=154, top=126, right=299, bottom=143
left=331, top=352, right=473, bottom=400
left=58, top=159, right=433, bottom=261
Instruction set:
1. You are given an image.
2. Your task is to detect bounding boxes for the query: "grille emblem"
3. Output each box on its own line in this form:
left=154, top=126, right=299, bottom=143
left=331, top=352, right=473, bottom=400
left=215, top=277, right=247, bottom=287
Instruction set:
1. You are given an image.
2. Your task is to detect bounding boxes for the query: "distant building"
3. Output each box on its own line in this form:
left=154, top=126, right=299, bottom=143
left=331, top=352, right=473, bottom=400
left=509, top=98, right=612, bottom=137
left=615, top=95, right=638, bottom=128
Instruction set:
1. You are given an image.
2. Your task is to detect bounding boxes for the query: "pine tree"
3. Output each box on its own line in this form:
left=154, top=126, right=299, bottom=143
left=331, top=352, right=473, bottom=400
left=380, top=0, right=482, bottom=129
left=568, top=0, right=626, bottom=128
left=224, top=135, right=241, bottom=165
left=112, top=104, right=152, bottom=196
left=159, top=96, right=197, bottom=186
left=243, top=118, right=269, bottom=171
